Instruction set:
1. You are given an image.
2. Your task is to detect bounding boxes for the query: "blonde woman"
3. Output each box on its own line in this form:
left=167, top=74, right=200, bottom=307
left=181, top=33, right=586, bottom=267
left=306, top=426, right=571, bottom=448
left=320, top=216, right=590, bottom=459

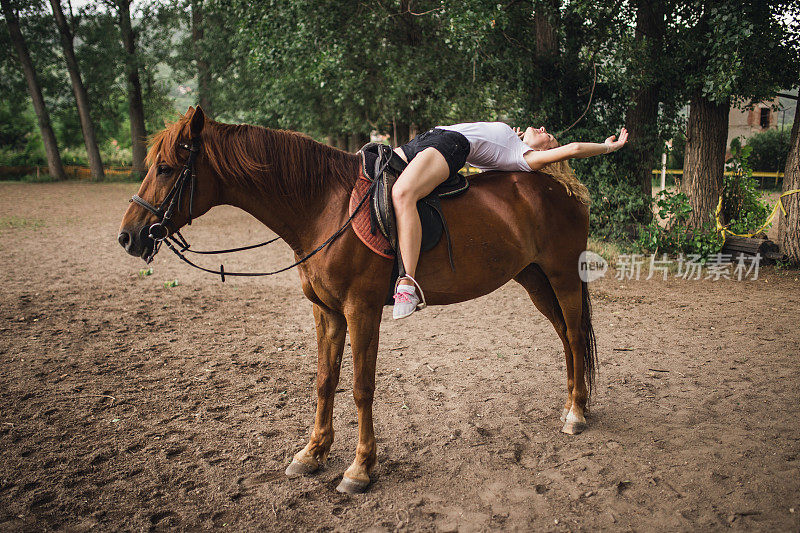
left=391, top=121, right=628, bottom=319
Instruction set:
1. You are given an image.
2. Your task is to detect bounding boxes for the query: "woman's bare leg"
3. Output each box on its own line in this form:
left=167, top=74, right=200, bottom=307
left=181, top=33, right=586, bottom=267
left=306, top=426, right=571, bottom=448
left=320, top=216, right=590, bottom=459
left=391, top=147, right=450, bottom=286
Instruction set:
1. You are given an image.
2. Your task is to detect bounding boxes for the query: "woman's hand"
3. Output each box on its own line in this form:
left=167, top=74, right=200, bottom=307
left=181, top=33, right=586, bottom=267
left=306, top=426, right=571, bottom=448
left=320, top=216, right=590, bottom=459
left=513, top=126, right=524, bottom=139
left=604, top=127, right=628, bottom=153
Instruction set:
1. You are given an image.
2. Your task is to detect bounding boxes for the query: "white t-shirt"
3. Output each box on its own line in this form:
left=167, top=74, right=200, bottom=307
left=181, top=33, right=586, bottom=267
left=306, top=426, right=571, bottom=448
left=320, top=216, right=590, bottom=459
left=438, top=122, right=533, bottom=172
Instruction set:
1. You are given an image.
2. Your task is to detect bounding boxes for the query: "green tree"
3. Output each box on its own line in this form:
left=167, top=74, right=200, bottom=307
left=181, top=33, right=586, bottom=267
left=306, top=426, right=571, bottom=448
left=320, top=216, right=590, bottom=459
left=72, top=6, right=130, bottom=159
left=224, top=0, right=480, bottom=148
left=677, top=0, right=796, bottom=229
left=622, top=0, right=666, bottom=216
left=71, top=1, right=175, bottom=167
left=114, top=0, right=148, bottom=175
left=778, top=73, right=800, bottom=262
left=0, top=16, right=37, bottom=160
left=49, top=0, right=105, bottom=179
left=1, top=0, right=65, bottom=178
left=447, top=0, right=655, bottom=237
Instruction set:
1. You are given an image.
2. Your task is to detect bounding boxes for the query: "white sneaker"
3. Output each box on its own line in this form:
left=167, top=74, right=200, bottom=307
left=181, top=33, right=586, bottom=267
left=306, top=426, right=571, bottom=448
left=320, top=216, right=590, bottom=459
left=393, top=285, right=420, bottom=319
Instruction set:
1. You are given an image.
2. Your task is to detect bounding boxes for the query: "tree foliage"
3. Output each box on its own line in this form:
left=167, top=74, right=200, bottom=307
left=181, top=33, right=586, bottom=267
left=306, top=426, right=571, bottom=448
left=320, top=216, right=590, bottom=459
left=1, top=0, right=175, bottom=166
left=675, top=0, right=797, bottom=106
left=0, top=0, right=798, bottom=243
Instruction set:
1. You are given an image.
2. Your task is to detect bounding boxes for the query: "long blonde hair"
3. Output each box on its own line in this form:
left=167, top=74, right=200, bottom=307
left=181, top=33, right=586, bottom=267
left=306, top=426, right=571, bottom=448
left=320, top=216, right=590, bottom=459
left=539, top=159, right=590, bottom=206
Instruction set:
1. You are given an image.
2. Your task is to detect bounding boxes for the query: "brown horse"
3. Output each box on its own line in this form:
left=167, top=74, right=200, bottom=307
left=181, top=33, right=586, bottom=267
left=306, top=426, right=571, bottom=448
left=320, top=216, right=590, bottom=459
left=118, top=107, right=597, bottom=494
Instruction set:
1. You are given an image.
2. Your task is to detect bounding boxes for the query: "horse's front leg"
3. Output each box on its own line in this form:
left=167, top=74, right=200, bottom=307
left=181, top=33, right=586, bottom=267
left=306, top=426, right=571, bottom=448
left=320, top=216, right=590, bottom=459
left=336, top=307, right=382, bottom=494
left=286, top=303, right=346, bottom=476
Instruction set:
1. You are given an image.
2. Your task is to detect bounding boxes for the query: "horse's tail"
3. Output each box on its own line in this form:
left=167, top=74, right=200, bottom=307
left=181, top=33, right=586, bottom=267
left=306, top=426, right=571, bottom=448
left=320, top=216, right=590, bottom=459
left=582, top=281, right=598, bottom=399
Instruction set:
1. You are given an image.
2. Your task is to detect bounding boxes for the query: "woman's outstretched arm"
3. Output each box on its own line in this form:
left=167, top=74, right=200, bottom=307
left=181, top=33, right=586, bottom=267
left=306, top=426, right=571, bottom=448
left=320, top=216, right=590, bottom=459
left=524, top=128, right=628, bottom=171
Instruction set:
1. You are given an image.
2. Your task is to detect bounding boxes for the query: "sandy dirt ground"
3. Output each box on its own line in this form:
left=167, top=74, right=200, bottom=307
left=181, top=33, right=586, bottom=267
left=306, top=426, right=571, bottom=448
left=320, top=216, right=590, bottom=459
left=1, top=181, right=799, bottom=532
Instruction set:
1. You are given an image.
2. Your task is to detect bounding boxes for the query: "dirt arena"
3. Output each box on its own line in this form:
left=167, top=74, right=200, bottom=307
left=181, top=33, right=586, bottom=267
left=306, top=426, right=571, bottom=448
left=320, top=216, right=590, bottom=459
left=1, top=181, right=798, bottom=532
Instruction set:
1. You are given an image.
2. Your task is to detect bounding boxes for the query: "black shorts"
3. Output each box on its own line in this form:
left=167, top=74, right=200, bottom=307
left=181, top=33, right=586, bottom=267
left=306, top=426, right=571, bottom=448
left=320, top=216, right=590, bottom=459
left=400, top=128, right=470, bottom=177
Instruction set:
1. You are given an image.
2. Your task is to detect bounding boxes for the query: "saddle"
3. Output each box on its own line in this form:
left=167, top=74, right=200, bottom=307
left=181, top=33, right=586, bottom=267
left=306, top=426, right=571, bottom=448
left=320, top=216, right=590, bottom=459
left=356, top=142, right=469, bottom=273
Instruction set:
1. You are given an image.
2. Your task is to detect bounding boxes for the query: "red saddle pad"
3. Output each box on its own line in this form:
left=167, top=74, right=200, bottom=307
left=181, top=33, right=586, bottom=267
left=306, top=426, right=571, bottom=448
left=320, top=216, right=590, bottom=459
left=349, top=172, right=395, bottom=259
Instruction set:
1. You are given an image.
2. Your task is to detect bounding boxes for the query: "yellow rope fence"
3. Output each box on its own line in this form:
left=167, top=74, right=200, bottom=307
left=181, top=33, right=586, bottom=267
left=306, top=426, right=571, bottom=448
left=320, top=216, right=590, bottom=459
left=715, top=189, right=800, bottom=238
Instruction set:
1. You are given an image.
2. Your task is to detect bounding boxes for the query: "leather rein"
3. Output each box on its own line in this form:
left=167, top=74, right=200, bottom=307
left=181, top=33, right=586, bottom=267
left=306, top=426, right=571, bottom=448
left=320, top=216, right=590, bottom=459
left=129, top=136, right=378, bottom=282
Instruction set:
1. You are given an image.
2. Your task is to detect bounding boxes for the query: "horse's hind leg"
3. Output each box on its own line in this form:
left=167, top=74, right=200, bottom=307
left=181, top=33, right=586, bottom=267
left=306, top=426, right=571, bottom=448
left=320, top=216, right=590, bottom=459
left=286, top=304, right=346, bottom=476
left=545, top=268, right=596, bottom=435
left=514, top=264, right=576, bottom=426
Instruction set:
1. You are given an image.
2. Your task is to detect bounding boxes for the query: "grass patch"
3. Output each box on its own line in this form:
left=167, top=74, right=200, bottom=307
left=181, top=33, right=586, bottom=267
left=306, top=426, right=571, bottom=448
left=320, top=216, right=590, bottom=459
left=0, top=215, right=46, bottom=229
left=587, top=237, right=624, bottom=266
left=0, top=171, right=141, bottom=183
left=1, top=173, right=58, bottom=183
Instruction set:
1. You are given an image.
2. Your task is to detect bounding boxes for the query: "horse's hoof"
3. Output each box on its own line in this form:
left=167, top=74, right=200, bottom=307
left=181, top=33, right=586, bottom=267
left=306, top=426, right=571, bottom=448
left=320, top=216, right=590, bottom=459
left=285, top=459, right=318, bottom=477
left=336, top=475, right=369, bottom=494
left=561, top=409, right=586, bottom=435
left=561, top=419, right=587, bottom=435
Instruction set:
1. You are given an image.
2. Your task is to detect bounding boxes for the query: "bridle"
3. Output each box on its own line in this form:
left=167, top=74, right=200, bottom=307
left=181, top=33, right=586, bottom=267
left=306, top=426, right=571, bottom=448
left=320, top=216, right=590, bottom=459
left=131, top=138, right=201, bottom=244
left=128, top=135, right=378, bottom=282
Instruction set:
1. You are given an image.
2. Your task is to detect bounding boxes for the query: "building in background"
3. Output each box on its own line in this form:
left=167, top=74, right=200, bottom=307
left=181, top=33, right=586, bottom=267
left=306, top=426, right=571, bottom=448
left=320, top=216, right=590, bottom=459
left=726, top=91, right=797, bottom=158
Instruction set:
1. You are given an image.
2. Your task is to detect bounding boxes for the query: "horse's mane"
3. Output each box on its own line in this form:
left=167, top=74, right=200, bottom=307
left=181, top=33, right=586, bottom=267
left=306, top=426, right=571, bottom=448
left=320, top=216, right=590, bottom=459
left=146, top=114, right=360, bottom=206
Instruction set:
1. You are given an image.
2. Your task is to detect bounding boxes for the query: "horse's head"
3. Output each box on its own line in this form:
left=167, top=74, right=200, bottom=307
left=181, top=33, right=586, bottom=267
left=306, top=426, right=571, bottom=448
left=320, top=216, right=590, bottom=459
left=118, top=106, right=218, bottom=261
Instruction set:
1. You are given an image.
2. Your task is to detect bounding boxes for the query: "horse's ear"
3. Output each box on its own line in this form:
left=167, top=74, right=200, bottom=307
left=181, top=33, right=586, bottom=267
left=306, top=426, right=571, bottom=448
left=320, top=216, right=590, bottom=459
left=190, top=106, right=205, bottom=137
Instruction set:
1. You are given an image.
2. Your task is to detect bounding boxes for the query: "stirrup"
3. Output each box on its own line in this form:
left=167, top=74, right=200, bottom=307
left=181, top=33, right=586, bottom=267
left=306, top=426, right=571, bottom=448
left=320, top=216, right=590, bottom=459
left=394, top=274, right=427, bottom=310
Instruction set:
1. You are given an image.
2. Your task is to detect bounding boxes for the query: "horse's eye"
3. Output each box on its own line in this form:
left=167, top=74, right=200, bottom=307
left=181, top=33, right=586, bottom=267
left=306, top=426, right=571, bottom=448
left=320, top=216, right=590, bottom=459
left=157, top=164, right=172, bottom=175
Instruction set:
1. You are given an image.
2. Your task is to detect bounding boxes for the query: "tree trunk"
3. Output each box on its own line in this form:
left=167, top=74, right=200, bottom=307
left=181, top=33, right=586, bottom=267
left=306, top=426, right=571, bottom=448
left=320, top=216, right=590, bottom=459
left=532, top=0, right=559, bottom=109
left=49, top=0, right=105, bottom=180
left=623, top=0, right=665, bottom=212
left=682, top=94, right=730, bottom=229
left=347, top=133, right=368, bottom=153
left=534, top=0, right=558, bottom=57
left=2, top=0, right=66, bottom=180
left=393, top=122, right=410, bottom=146
left=335, top=134, right=347, bottom=150
left=117, top=0, right=147, bottom=175
left=778, top=86, right=800, bottom=263
left=191, top=0, right=212, bottom=117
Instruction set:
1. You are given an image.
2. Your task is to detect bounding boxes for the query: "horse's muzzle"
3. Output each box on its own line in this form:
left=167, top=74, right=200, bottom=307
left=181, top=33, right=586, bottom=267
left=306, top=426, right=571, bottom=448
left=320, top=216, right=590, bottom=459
left=118, top=226, right=155, bottom=261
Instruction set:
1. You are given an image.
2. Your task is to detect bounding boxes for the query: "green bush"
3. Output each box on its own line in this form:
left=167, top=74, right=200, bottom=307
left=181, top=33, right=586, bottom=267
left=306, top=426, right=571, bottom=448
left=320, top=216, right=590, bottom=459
left=0, top=145, right=43, bottom=166
left=723, top=141, right=770, bottom=234
left=59, top=147, right=89, bottom=166
left=745, top=127, right=791, bottom=173
left=638, top=141, right=770, bottom=260
left=574, top=156, right=651, bottom=243
left=635, top=188, right=723, bottom=261
left=99, top=139, right=132, bottom=166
